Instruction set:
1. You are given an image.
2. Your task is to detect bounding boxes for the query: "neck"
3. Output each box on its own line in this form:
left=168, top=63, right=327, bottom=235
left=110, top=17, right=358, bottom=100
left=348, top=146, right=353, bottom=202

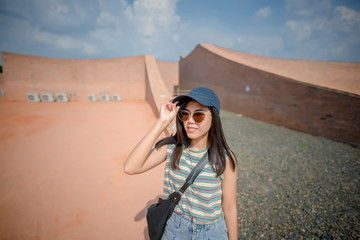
left=189, top=134, right=209, bottom=151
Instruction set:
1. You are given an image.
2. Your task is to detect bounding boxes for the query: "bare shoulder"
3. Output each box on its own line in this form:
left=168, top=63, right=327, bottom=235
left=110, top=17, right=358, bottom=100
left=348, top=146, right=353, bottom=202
left=150, top=143, right=169, bottom=160
left=225, top=151, right=237, bottom=172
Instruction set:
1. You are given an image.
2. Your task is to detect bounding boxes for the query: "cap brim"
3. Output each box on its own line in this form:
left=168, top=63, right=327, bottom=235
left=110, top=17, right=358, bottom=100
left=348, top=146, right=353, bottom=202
left=172, top=95, right=194, bottom=106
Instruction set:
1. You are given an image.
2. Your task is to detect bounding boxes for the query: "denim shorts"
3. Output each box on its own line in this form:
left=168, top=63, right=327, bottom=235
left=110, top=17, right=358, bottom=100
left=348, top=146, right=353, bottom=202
left=161, top=212, right=228, bottom=240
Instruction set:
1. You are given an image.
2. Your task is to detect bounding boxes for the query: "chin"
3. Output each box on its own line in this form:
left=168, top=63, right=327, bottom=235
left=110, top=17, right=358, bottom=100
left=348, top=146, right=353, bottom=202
left=186, top=131, right=205, bottom=140
left=185, top=131, right=196, bottom=139
left=185, top=132, right=195, bottom=139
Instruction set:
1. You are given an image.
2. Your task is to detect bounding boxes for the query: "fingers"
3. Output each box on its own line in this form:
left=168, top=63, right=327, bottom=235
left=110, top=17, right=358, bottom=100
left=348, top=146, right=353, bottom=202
left=168, top=97, right=179, bottom=105
left=160, top=98, right=179, bottom=117
left=165, top=102, right=177, bottom=112
left=165, top=98, right=179, bottom=111
left=168, top=96, right=176, bottom=102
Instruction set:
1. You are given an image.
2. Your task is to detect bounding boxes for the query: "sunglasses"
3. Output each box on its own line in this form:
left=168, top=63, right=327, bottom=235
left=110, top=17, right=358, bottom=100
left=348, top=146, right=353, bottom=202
left=178, top=110, right=207, bottom=123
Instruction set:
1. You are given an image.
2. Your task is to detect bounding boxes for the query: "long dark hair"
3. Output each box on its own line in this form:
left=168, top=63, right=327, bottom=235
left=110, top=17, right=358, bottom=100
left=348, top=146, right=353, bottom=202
left=155, top=100, right=236, bottom=177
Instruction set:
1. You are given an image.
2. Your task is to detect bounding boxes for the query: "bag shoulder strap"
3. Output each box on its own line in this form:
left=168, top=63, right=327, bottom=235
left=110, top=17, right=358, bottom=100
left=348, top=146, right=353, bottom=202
left=179, top=151, right=209, bottom=194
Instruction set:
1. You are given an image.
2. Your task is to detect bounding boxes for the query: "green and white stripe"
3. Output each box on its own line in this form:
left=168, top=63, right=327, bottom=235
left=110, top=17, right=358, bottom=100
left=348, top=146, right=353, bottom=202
left=163, top=144, right=224, bottom=224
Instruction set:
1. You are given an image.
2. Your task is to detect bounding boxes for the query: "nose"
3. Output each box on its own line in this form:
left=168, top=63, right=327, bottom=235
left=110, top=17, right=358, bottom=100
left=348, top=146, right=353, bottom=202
left=187, top=114, right=196, bottom=123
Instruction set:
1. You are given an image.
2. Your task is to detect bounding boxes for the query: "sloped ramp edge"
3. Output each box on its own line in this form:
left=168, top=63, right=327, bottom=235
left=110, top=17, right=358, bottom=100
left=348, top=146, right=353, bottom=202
left=144, top=55, right=174, bottom=136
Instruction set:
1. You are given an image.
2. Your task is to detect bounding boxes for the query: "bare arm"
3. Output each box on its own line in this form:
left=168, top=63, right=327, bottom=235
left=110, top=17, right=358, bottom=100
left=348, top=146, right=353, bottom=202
left=222, top=156, right=238, bottom=240
left=123, top=100, right=178, bottom=175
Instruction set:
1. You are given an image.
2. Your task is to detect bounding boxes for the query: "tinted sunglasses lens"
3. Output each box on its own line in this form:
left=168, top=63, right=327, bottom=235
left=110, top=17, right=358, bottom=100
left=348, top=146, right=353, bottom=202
left=193, top=112, right=206, bottom=123
left=179, top=111, right=189, bottom=121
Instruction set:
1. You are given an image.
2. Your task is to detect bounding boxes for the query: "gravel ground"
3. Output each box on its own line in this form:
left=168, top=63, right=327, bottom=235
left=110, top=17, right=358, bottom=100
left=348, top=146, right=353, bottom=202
left=220, top=110, right=360, bottom=240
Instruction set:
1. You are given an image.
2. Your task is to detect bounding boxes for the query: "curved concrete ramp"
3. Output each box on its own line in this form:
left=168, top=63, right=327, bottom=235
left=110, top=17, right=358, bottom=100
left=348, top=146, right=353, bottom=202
left=179, top=43, right=360, bottom=145
left=202, top=43, right=360, bottom=95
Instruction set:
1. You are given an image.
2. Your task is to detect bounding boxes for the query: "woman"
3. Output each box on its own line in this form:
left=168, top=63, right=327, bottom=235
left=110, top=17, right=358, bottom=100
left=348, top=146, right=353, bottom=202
left=124, top=87, right=238, bottom=239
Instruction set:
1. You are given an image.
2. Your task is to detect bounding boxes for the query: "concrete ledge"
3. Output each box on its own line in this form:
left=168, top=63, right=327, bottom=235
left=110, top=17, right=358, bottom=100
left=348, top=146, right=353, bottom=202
left=144, top=55, right=174, bottom=136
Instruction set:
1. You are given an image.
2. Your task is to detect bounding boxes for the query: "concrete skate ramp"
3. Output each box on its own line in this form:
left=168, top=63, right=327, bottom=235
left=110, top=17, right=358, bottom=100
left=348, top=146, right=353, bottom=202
left=204, top=44, right=360, bottom=95
left=179, top=44, right=360, bottom=145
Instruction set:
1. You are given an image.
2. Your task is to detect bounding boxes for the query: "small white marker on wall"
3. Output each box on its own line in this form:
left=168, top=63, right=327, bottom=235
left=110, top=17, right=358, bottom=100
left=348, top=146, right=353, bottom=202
left=245, top=86, right=250, bottom=92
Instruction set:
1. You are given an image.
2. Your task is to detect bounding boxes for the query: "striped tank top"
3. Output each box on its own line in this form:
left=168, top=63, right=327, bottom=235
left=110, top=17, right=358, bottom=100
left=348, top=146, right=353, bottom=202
left=163, top=144, right=224, bottom=224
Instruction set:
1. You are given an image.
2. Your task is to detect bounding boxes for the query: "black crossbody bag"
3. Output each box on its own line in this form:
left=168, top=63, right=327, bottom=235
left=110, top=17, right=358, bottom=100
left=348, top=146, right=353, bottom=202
left=146, top=151, right=209, bottom=240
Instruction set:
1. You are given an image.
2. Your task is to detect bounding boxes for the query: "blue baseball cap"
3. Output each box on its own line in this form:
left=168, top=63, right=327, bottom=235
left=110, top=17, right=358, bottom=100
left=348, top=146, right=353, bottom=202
left=172, top=87, right=220, bottom=113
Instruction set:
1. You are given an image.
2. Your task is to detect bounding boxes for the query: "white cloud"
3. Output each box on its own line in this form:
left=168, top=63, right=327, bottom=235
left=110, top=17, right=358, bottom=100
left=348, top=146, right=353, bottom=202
left=96, top=11, right=118, bottom=26
left=0, top=12, right=98, bottom=55
left=126, top=0, right=180, bottom=37
left=333, top=6, right=360, bottom=32
left=282, top=0, right=360, bottom=61
left=284, top=2, right=360, bottom=41
left=1, top=0, right=359, bottom=63
left=35, top=0, right=93, bottom=27
left=285, top=18, right=330, bottom=41
left=0, top=0, right=185, bottom=59
left=285, top=0, right=331, bottom=18
left=335, top=6, right=360, bottom=23
left=255, top=6, right=272, bottom=19
left=284, top=0, right=333, bottom=41
left=285, top=20, right=311, bottom=41
left=34, top=30, right=98, bottom=54
left=90, top=0, right=183, bottom=57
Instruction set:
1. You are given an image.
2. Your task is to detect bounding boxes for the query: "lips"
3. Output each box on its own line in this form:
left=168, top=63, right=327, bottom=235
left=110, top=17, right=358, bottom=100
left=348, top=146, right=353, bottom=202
left=186, top=126, right=197, bottom=133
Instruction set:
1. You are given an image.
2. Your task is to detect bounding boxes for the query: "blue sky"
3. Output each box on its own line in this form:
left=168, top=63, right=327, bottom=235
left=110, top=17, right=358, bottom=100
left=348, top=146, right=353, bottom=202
left=1, top=0, right=360, bottom=65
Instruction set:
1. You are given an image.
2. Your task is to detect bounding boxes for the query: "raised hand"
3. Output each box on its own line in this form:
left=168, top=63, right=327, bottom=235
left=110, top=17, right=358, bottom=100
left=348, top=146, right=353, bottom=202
left=159, top=98, right=179, bottom=126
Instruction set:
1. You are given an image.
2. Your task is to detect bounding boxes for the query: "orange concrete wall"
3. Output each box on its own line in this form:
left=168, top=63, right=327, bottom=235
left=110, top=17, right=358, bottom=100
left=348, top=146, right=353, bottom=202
left=1, top=52, right=146, bottom=101
left=179, top=44, right=360, bottom=145
left=0, top=73, right=4, bottom=101
left=157, top=60, right=179, bottom=94
left=208, top=44, right=360, bottom=95
left=0, top=72, right=3, bottom=90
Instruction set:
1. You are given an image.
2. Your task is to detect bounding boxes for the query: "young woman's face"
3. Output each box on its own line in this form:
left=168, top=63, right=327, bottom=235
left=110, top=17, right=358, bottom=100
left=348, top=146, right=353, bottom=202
left=181, top=100, right=212, bottom=141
